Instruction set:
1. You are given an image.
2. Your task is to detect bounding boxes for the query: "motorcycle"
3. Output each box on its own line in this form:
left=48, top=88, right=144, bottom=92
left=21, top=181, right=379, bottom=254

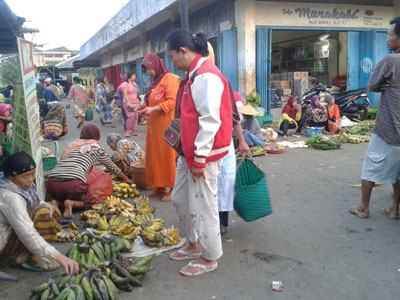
left=301, top=82, right=371, bottom=121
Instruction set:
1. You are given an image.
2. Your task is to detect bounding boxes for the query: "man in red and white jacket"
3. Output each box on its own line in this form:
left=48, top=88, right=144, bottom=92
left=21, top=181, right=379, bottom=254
left=168, top=51, right=232, bottom=275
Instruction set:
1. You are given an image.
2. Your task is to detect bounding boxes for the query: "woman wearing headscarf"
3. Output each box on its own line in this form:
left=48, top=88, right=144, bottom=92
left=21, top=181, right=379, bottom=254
left=0, top=152, right=79, bottom=273
left=114, top=75, right=128, bottom=130
left=324, top=95, right=342, bottom=134
left=140, top=53, right=180, bottom=202
left=47, top=125, right=132, bottom=221
left=68, top=76, right=88, bottom=128
left=96, top=75, right=115, bottom=125
left=278, top=96, right=304, bottom=138
left=39, top=102, right=68, bottom=139
left=304, top=95, right=328, bottom=130
left=106, top=133, right=145, bottom=176
left=121, top=71, right=141, bottom=136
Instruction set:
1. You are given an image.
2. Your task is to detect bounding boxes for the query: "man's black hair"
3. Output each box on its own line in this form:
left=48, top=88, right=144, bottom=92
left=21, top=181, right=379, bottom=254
left=390, top=17, right=400, bottom=37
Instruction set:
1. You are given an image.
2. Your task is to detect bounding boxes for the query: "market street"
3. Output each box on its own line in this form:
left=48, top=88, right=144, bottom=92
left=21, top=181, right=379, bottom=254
left=0, top=102, right=399, bottom=300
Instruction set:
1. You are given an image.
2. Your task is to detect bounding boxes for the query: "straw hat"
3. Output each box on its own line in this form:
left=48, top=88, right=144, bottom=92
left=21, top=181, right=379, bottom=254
left=239, top=104, right=260, bottom=116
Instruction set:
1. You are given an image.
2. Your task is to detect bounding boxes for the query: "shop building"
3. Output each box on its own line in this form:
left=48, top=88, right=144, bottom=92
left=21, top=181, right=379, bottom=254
left=78, top=0, right=396, bottom=114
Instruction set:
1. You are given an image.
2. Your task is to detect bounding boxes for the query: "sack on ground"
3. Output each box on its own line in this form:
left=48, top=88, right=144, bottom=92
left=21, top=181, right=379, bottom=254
left=86, top=166, right=113, bottom=203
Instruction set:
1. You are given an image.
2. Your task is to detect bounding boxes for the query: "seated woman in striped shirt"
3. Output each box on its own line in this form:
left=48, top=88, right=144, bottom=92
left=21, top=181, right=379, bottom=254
left=47, top=125, right=132, bottom=221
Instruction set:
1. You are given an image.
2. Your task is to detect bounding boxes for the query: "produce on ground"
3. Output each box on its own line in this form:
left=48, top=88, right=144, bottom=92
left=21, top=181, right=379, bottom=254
left=250, top=146, right=266, bottom=155
left=112, top=182, right=139, bottom=199
left=340, top=132, right=370, bottom=144
left=30, top=254, right=155, bottom=300
left=56, top=221, right=80, bottom=242
left=305, top=135, right=341, bottom=150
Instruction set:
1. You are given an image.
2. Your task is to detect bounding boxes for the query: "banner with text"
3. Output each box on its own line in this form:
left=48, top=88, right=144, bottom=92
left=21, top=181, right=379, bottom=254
left=256, top=2, right=394, bottom=29
left=14, top=38, right=45, bottom=201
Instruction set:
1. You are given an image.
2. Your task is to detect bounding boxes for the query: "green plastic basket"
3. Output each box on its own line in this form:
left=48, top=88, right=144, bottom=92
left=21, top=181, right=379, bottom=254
left=234, top=158, right=272, bottom=222
left=255, top=116, right=264, bottom=127
left=42, top=141, right=58, bottom=172
left=263, top=114, right=273, bottom=124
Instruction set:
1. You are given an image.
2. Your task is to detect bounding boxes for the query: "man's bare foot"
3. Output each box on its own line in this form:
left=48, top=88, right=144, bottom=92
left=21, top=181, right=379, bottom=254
left=381, top=207, right=399, bottom=220
left=349, top=206, right=369, bottom=219
left=15, top=250, right=30, bottom=264
left=63, top=200, right=73, bottom=219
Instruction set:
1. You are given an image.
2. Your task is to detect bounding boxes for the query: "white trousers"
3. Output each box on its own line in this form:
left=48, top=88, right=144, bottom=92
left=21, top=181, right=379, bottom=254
left=172, top=156, right=223, bottom=261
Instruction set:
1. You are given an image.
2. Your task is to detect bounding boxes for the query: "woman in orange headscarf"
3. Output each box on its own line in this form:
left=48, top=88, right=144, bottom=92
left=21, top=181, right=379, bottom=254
left=141, top=54, right=179, bottom=201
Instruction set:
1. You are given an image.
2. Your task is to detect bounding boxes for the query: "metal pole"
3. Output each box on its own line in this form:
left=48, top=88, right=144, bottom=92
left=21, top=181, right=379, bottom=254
left=180, top=0, right=189, bottom=31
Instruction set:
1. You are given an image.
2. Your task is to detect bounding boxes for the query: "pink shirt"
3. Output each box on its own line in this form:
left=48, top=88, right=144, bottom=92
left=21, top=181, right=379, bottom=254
left=121, top=82, right=138, bottom=105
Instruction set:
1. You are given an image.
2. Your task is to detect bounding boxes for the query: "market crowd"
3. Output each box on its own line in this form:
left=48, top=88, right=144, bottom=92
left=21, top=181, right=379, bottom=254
left=1, top=16, right=400, bottom=278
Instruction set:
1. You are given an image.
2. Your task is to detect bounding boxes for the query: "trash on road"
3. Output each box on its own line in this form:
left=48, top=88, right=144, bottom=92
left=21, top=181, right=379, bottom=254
left=271, top=281, right=283, bottom=292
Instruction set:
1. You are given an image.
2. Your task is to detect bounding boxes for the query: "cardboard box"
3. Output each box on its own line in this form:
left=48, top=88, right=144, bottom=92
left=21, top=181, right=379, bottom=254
left=282, top=89, right=291, bottom=96
left=280, top=81, right=290, bottom=89
left=280, top=96, right=290, bottom=102
left=270, top=80, right=279, bottom=89
left=280, top=73, right=289, bottom=80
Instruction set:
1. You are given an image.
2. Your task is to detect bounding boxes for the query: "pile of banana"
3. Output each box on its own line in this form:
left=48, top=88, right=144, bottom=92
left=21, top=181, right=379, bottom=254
left=141, top=225, right=181, bottom=248
left=30, top=268, right=118, bottom=300
left=134, top=196, right=155, bottom=215
left=56, top=221, right=79, bottom=242
left=94, top=215, right=141, bottom=240
left=112, top=182, right=139, bottom=199
left=68, top=233, right=131, bottom=269
left=30, top=254, right=155, bottom=300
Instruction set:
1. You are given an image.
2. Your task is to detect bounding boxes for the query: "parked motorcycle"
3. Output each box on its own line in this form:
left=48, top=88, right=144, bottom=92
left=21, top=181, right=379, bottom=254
left=301, top=82, right=371, bottom=121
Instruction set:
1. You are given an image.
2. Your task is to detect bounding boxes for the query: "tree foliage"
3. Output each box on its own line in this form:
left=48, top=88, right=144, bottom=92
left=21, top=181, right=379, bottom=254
left=0, top=55, right=21, bottom=86
left=78, top=67, right=101, bottom=77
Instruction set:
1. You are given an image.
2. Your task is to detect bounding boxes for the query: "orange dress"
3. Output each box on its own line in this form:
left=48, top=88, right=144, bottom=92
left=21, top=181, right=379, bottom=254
left=145, top=73, right=179, bottom=188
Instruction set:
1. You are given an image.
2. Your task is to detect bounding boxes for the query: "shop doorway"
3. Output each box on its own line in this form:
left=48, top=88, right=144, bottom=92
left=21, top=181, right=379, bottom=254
left=256, top=27, right=388, bottom=113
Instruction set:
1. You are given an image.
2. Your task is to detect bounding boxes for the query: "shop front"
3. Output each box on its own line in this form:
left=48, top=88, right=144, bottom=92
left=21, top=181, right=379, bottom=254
left=255, top=2, right=394, bottom=113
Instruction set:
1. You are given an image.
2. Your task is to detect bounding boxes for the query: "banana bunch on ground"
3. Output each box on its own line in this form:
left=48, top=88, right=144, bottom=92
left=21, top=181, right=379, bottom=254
left=105, top=254, right=155, bottom=291
left=91, top=196, right=135, bottom=215
left=113, top=182, right=139, bottom=198
left=80, top=209, right=100, bottom=220
left=160, top=225, right=181, bottom=246
left=68, top=234, right=132, bottom=269
left=140, top=224, right=181, bottom=248
left=134, top=196, right=155, bottom=214
left=56, top=221, right=79, bottom=242
left=341, top=132, right=371, bottom=144
left=30, top=267, right=119, bottom=300
left=94, top=215, right=140, bottom=240
left=75, top=231, right=98, bottom=245
left=131, top=213, right=164, bottom=232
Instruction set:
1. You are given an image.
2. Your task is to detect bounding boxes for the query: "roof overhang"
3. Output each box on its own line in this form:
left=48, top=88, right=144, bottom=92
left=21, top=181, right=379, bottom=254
left=0, top=0, right=27, bottom=54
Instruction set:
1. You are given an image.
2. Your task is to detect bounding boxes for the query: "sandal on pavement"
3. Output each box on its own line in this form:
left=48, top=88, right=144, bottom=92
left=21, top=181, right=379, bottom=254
left=21, top=262, right=60, bottom=272
left=170, top=249, right=201, bottom=261
left=349, top=206, right=369, bottom=219
left=381, top=208, right=399, bottom=220
left=179, top=261, right=218, bottom=277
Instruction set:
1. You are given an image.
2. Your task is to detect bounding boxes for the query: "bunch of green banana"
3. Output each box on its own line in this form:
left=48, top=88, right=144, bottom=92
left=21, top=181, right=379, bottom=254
left=105, top=254, right=155, bottom=291
left=74, top=232, right=98, bottom=245
left=68, top=234, right=132, bottom=269
left=140, top=227, right=168, bottom=248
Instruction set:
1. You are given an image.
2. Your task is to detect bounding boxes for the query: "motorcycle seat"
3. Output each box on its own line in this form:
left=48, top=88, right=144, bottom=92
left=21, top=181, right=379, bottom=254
left=331, top=88, right=366, bottom=102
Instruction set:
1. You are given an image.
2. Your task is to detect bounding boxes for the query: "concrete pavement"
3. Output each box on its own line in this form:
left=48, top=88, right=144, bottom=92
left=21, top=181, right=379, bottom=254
left=1, top=100, right=400, bottom=299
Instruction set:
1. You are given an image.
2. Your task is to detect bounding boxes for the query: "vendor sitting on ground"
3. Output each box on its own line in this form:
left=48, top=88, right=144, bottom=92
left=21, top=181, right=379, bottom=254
left=39, top=102, right=68, bottom=139
left=0, top=152, right=78, bottom=274
left=324, top=95, right=342, bottom=134
left=304, top=95, right=328, bottom=130
left=106, top=133, right=145, bottom=176
left=278, top=96, right=304, bottom=139
left=47, top=125, right=132, bottom=222
left=235, top=104, right=264, bottom=146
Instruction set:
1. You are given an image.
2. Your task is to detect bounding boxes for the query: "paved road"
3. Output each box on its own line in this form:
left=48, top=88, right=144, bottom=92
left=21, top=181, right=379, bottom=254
left=1, top=101, right=400, bottom=299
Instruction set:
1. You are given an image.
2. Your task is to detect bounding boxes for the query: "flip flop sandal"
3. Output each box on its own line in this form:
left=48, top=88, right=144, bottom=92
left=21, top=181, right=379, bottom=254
left=169, top=249, right=202, bottom=261
left=179, top=261, right=218, bottom=277
left=61, top=216, right=75, bottom=224
left=21, top=262, right=60, bottom=272
left=381, top=208, right=399, bottom=220
left=349, top=206, right=369, bottom=219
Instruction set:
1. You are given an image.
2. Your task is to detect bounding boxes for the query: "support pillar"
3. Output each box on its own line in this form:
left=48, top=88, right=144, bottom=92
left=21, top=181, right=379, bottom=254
left=235, top=0, right=256, bottom=99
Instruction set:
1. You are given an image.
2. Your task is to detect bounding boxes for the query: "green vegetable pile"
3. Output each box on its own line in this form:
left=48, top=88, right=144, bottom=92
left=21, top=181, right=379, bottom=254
left=250, top=146, right=265, bottom=155
left=347, top=125, right=370, bottom=135
left=305, top=135, right=341, bottom=150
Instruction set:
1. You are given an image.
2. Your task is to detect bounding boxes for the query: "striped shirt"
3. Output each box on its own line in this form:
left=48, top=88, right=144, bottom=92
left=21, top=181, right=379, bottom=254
left=49, top=147, right=121, bottom=182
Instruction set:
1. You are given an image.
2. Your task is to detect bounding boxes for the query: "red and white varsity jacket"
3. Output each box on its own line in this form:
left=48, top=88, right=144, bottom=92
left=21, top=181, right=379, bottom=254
left=179, top=55, right=233, bottom=169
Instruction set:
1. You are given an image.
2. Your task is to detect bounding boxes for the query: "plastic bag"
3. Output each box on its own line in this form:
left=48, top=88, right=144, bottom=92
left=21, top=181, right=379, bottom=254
left=86, top=166, right=113, bottom=203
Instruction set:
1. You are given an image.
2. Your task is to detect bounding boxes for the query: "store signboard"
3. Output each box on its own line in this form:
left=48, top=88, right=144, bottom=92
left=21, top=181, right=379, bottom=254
left=15, top=38, right=45, bottom=201
left=256, top=2, right=394, bottom=29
